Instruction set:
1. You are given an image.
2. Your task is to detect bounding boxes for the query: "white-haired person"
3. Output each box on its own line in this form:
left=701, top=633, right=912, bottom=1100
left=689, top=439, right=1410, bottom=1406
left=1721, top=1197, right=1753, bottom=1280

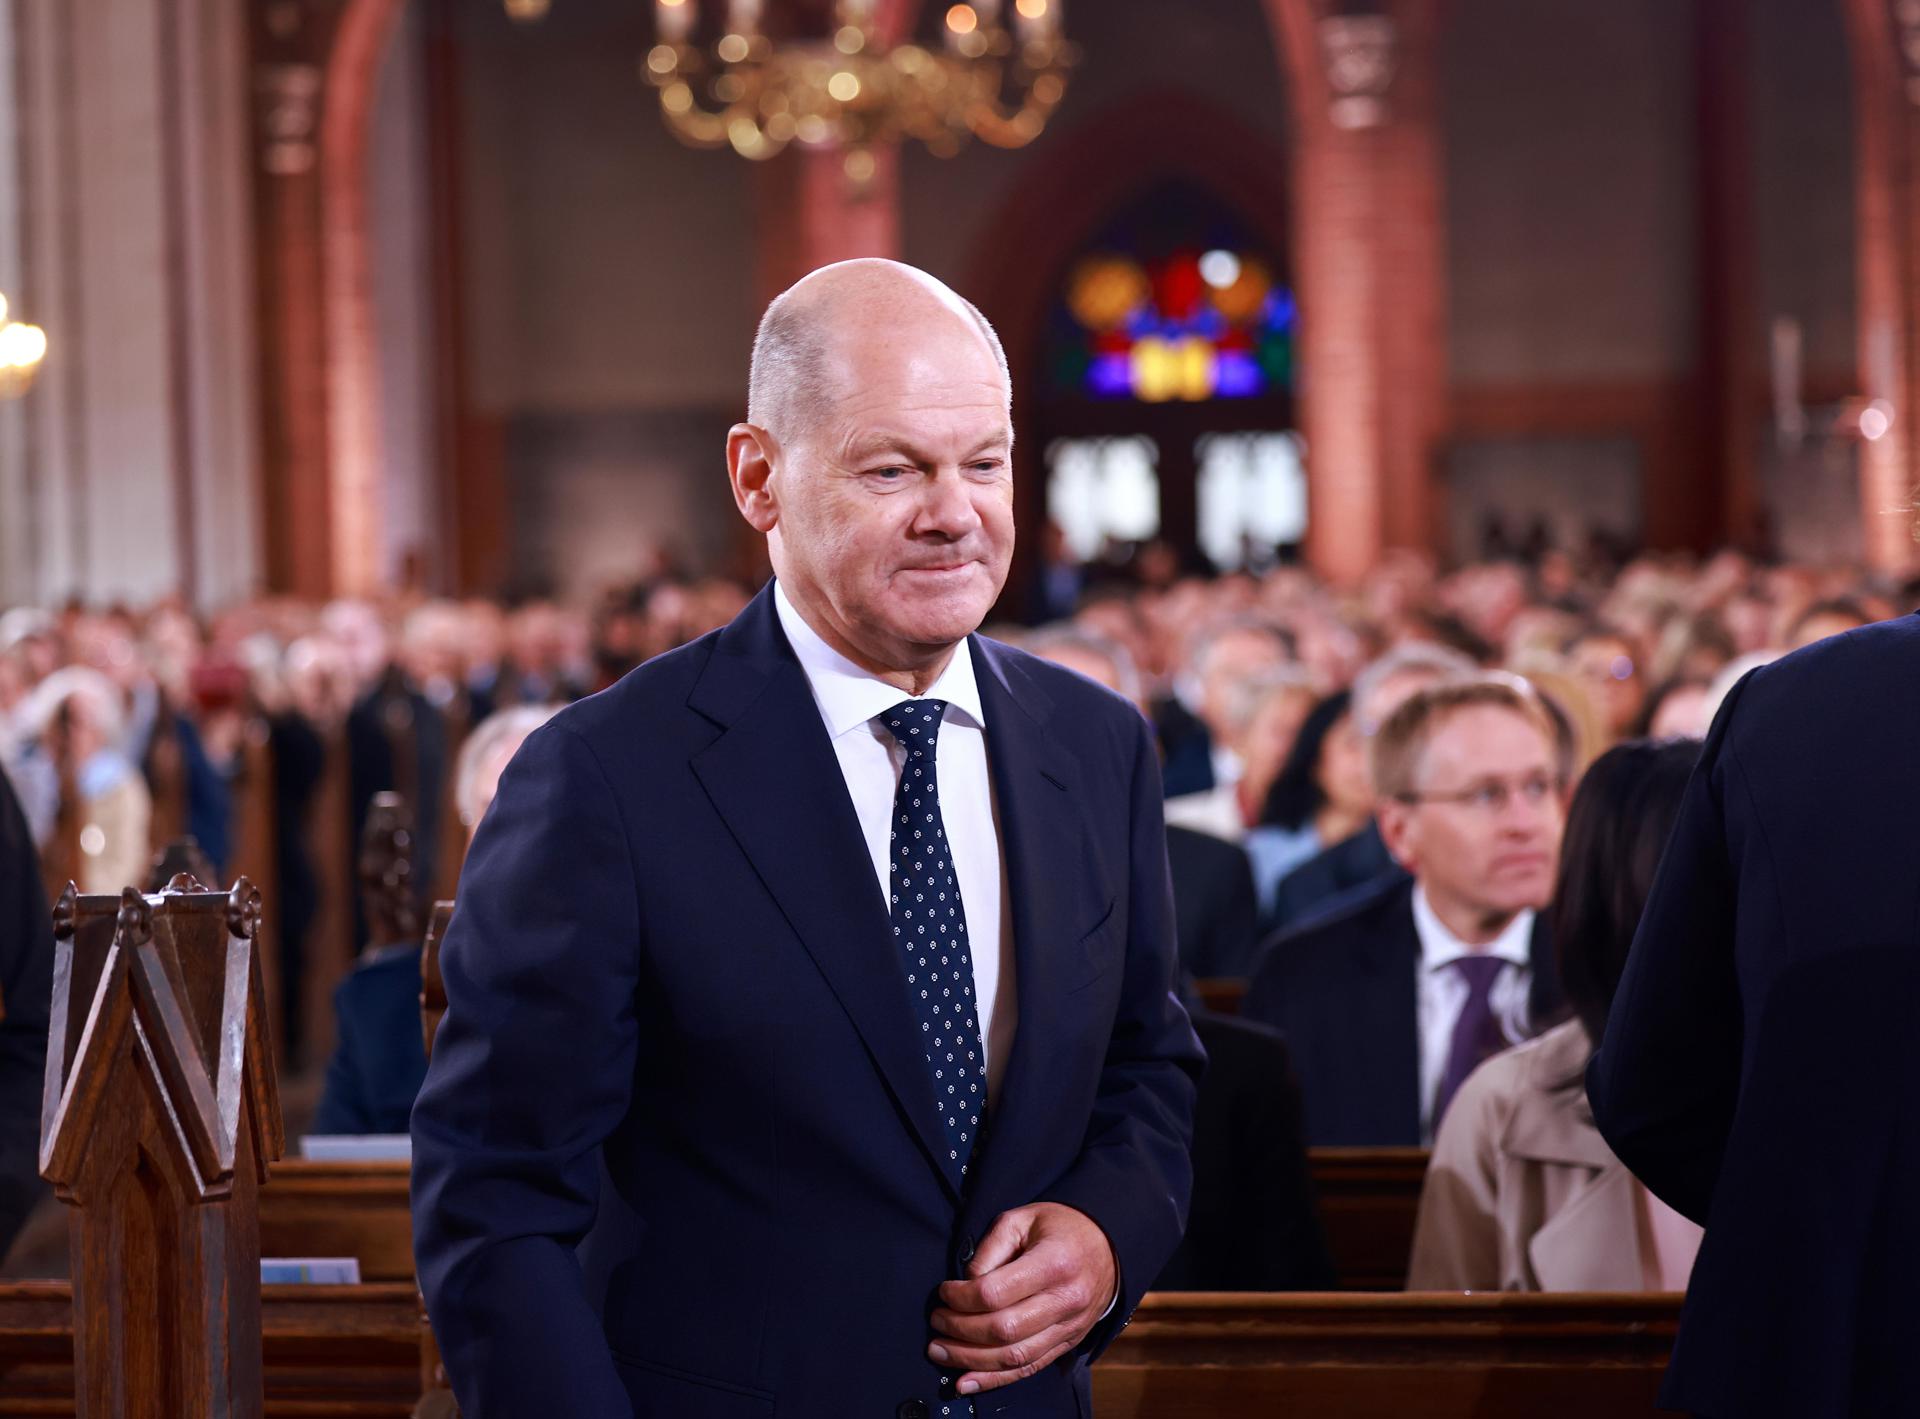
left=15, top=666, right=151, bottom=895
left=311, top=703, right=559, bottom=1137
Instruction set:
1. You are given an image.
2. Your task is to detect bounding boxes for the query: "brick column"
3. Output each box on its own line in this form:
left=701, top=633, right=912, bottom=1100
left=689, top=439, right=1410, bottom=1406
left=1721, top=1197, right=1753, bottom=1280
left=1265, top=0, right=1448, bottom=584
left=1841, top=0, right=1920, bottom=576
left=250, top=3, right=340, bottom=600
left=249, top=0, right=407, bottom=599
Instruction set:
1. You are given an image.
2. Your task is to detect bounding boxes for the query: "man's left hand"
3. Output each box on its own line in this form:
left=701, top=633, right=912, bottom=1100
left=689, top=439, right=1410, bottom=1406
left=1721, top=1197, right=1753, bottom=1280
left=927, top=1202, right=1118, bottom=1396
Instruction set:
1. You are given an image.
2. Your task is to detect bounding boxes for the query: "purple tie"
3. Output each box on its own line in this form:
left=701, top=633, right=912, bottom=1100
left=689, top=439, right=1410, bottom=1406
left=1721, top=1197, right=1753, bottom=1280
left=1433, top=954, right=1511, bottom=1129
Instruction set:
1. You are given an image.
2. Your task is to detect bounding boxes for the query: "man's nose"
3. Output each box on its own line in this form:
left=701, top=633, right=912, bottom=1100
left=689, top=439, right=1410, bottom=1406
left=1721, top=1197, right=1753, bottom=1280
left=913, top=469, right=982, bottom=537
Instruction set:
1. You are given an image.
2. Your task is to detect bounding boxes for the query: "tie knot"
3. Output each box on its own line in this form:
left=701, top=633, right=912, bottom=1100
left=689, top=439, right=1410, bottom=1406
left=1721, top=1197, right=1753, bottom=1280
left=1449, top=953, right=1506, bottom=996
left=879, top=699, right=948, bottom=751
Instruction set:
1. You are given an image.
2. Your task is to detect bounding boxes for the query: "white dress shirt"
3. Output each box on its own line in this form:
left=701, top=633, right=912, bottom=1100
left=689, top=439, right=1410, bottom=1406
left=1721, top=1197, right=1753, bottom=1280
left=774, top=582, right=1018, bottom=1104
left=1412, top=884, right=1535, bottom=1143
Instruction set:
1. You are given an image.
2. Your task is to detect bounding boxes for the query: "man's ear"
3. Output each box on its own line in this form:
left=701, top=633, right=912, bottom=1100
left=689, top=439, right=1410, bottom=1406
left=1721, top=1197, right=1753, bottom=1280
left=727, top=423, right=779, bottom=533
left=1376, top=797, right=1418, bottom=874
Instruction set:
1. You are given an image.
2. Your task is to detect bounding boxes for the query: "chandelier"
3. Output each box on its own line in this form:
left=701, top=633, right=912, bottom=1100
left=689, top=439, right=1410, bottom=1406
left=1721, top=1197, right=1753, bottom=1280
left=0, top=292, right=46, bottom=400
left=641, top=0, right=1073, bottom=179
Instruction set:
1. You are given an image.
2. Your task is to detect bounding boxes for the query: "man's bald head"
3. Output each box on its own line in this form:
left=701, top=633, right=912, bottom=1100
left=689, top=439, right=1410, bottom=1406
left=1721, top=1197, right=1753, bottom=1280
left=747, top=259, right=1011, bottom=446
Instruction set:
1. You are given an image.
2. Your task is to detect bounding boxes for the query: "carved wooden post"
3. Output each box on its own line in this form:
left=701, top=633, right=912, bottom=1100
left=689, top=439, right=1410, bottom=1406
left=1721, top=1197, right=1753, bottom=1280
left=39, top=876, right=286, bottom=1418
left=414, top=896, right=457, bottom=1418
left=419, top=899, right=452, bottom=1062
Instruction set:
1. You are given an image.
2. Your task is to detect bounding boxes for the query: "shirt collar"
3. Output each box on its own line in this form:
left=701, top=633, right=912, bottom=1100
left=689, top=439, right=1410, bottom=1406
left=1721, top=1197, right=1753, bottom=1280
left=773, top=579, right=987, bottom=741
left=1412, top=883, right=1534, bottom=973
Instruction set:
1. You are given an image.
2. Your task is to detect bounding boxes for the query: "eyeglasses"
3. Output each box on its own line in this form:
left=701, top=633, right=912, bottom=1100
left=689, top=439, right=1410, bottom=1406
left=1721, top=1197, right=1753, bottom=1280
left=1396, top=772, right=1561, bottom=815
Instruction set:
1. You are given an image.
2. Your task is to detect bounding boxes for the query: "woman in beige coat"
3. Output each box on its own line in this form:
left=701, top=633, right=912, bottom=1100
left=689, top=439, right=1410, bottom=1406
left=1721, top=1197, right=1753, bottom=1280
left=1407, top=738, right=1703, bottom=1292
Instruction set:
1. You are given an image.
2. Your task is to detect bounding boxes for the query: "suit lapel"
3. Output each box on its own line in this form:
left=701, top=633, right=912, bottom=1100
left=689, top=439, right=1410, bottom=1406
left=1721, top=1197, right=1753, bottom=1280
left=687, top=587, right=959, bottom=1201
left=1354, top=883, right=1424, bottom=1144
left=964, top=640, right=1111, bottom=1221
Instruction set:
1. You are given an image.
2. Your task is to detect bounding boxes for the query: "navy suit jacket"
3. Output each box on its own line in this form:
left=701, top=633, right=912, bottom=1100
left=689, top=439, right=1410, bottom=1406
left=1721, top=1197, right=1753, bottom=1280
left=1589, top=615, right=1920, bottom=1418
left=1241, top=876, right=1560, bottom=1146
left=312, top=943, right=428, bottom=1137
left=0, top=764, right=51, bottom=1259
left=411, top=584, right=1203, bottom=1419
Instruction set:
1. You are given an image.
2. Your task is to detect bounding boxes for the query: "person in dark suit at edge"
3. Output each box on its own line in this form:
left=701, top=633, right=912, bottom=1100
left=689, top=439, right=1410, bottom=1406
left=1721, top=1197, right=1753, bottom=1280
left=411, top=260, right=1203, bottom=1419
left=0, top=762, right=52, bottom=1263
left=1589, top=610, right=1920, bottom=1417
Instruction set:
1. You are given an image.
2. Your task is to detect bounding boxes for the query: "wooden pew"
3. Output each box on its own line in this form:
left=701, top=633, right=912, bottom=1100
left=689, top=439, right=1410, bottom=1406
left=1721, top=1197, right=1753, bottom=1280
left=1311, top=1147, right=1429, bottom=1290
left=1092, top=1291, right=1682, bottom=1417
left=0, top=1285, right=1682, bottom=1418
left=0, top=1281, right=425, bottom=1418
left=259, top=1142, right=1432, bottom=1293
left=259, top=1160, right=414, bottom=1282
left=1192, top=976, right=1244, bottom=1016
left=40, top=875, right=284, bottom=1415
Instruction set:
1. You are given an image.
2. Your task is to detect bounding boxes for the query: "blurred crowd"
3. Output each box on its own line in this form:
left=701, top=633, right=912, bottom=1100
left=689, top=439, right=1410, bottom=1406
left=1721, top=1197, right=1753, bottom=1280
left=1, top=541, right=1915, bottom=1285
left=0, top=546, right=1908, bottom=1004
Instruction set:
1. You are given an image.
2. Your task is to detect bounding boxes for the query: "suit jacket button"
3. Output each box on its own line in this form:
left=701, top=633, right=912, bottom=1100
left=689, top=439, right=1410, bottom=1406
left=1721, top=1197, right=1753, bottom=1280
left=958, top=1235, right=976, bottom=1267
left=898, top=1402, right=930, bottom=1419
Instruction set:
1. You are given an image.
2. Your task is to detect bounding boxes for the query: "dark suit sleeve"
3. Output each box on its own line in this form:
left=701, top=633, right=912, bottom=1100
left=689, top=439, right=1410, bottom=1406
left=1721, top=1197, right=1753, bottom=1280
left=311, top=982, right=371, bottom=1137
left=1040, top=713, right=1204, bottom=1354
left=1587, top=672, right=1753, bottom=1226
left=1199, top=844, right=1259, bottom=980
left=410, top=723, right=640, bottom=1417
left=0, top=766, right=52, bottom=1258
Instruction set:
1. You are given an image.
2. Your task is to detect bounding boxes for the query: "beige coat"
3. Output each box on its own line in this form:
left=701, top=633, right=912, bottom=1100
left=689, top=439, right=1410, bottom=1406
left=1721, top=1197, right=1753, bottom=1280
left=1406, top=1019, right=1688, bottom=1292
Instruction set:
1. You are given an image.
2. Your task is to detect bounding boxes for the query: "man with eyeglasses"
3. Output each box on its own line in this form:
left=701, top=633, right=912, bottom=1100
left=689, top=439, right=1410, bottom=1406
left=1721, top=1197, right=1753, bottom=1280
left=1243, top=675, right=1565, bottom=1146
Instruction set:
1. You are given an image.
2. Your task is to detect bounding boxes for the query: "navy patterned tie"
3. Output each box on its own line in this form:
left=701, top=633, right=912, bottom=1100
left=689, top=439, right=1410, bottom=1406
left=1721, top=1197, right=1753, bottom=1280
left=1433, top=954, right=1511, bottom=1129
left=877, top=699, right=988, bottom=1194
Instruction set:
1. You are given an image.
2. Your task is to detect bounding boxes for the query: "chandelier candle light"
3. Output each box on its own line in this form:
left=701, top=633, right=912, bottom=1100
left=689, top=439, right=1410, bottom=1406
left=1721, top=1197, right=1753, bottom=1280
left=0, top=292, right=46, bottom=400
left=644, top=0, right=1072, bottom=183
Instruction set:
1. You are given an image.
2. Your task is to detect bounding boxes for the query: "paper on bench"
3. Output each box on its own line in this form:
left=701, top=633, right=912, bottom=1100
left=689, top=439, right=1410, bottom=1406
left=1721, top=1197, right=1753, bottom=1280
left=298, top=1133, right=413, bottom=1162
left=261, top=1258, right=362, bottom=1284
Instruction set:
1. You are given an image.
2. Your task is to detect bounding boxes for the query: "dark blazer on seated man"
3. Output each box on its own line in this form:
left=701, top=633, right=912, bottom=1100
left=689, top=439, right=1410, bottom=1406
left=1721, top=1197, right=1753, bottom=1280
left=312, top=942, right=428, bottom=1137
left=1589, top=615, right=1920, bottom=1419
left=1266, top=818, right=1404, bottom=935
left=411, top=587, right=1202, bottom=1418
left=1154, top=1008, right=1335, bottom=1291
left=1243, top=875, right=1559, bottom=1145
left=1165, top=824, right=1260, bottom=980
left=0, top=764, right=52, bottom=1260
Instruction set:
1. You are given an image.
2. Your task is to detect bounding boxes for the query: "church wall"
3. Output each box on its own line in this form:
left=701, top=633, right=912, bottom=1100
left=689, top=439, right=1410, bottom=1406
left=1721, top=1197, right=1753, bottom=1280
left=1439, top=0, right=1858, bottom=561
left=1443, top=0, right=1698, bottom=389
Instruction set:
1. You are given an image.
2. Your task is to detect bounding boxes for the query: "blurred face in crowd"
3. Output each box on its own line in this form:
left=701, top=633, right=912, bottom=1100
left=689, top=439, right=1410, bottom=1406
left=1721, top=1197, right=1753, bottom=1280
left=1033, top=642, right=1133, bottom=708
left=1354, top=667, right=1445, bottom=741
left=1648, top=682, right=1713, bottom=739
left=731, top=262, right=1014, bottom=689
left=1236, top=682, right=1317, bottom=808
left=322, top=601, right=392, bottom=690
left=1196, top=628, right=1288, bottom=740
left=1789, top=606, right=1870, bottom=650
left=1569, top=633, right=1644, bottom=738
left=1315, top=709, right=1374, bottom=820
left=1378, top=704, right=1565, bottom=940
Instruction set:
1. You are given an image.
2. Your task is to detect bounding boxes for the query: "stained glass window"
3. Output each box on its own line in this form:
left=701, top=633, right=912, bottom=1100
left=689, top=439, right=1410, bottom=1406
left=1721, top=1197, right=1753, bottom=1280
left=1044, top=184, right=1297, bottom=404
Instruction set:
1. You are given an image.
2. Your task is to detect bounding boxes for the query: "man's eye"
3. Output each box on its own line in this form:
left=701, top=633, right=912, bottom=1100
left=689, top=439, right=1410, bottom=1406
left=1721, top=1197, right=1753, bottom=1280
left=870, top=467, right=910, bottom=480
